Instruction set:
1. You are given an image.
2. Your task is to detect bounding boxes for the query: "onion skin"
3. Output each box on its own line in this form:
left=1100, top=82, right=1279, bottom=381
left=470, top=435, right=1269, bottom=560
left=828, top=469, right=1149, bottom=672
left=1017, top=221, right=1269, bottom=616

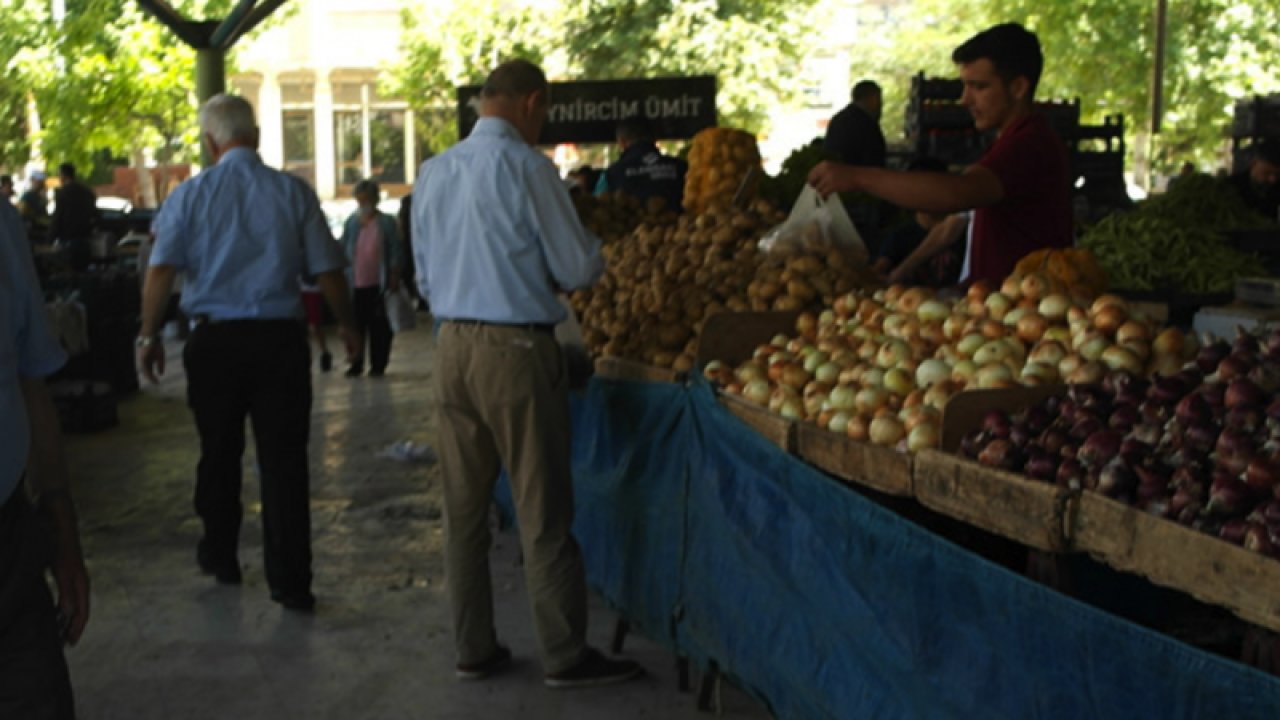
left=978, top=438, right=1019, bottom=471
left=1096, top=457, right=1137, bottom=499
left=1080, top=429, right=1124, bottom=469
left=1225, top=378, right=1265, bottom=410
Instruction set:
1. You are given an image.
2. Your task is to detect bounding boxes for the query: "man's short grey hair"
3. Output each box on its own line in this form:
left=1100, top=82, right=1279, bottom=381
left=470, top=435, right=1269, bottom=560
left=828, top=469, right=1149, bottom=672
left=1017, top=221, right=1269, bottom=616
left=199, top=94, right=258, bottom=146
left=481, top=60, right=548, bottom=100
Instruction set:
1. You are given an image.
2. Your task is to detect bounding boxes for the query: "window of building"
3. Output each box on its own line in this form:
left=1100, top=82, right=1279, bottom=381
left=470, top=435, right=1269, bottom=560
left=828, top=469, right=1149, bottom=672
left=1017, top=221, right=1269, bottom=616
left=332, top=78, right=411, bottom=192
left=281, top=80, right=316, bottom=187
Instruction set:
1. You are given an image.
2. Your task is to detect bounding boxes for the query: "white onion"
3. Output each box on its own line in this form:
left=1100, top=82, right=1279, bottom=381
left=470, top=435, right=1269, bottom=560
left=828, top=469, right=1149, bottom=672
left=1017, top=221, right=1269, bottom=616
left=1042, top=326, right=1073, bottom=346
left=917, top=299, right=951, bottom=323
left=907, top=421, right=940, bottom=452
left=814, top=361, right=841, bottom=384
left=1020, top=361, right=1059, bottom=384
left=1077, top=334, right=1109, bottom=362
left=951, top=359, right=978, bottom=383
left=827, top=384, right=857, bottom=411
left=803, top=351, right=830, bottom=374
left=883, top=367, right=914, bottom=395
left=1101, top=345, right=1143, bottom=375
left=1002, top=306, right=1030, bottom=328
left=1029, top=340, right=1067, bottom=367
left=855, top=387, right=890, bottom=414
left=869, top=416, right=906, bottom=446
left=923, top=380, right=956, bottom=411
left=956, top=333, right=987, bottom=357
left=984, top=292, right=1013, bottom=321
left=973, top=340, right=1011, bottom=366
left=915, top=359, right=952, bottom=388
left=976, top=362, right=1013, bottom=388
left=743, top=379, right=770, bottom=405
left=876, top=339, right=912, bottom=368
left=828, top=411, right=851, bottom=435
left=862, top=367, right=886, bottom=388
left=779, top=397, right=804, bottom=420
left=1038, top=293, right=1072, bottom=320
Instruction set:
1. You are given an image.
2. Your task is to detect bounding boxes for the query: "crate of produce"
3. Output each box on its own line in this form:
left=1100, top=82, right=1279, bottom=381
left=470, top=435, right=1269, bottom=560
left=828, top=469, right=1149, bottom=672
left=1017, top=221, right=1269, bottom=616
left=914, top=448, right=1073, bottom=552
left=918, top=384, right=1075, bottom=552
left=593, top=356, right=686, bottom=384
left=1072, top=491, right=1280, bottom=633
left=718, top=392, right=796, bottom=453
left=695, top=310, right=802, bottom=368
left=795, top=421, right=913, bottom=496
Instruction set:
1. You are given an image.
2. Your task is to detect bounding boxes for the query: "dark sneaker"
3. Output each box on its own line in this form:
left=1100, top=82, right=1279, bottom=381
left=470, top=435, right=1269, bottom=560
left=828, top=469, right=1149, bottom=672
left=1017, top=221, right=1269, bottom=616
left=544, top=648, right=643, bottom=689
left=319, top=352, right=332, bottom=372
left=344, top=366, right=362, bottom=378
left=270, top=589, right=316, bottom=613
left=456, top=645, right=512, bottom=681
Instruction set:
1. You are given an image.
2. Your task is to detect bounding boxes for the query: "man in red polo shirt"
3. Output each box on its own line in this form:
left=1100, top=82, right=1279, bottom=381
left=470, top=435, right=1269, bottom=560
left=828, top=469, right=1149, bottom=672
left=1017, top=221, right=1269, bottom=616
left=808, top=23, right=1072, bottom=286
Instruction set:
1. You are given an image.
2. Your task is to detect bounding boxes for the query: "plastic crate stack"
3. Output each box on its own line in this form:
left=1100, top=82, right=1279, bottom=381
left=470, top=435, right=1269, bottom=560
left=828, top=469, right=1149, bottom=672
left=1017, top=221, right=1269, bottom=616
left=1232, top=94, right=1280, bottom=171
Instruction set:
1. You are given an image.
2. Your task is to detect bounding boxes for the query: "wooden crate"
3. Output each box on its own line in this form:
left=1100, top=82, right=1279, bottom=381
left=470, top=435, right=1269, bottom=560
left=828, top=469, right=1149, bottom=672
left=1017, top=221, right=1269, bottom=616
left=914, top=449, right=1072, bottom=552
left=1072, top=492, right=1280, bottom=634
left=594, top=356, right=686, bottom=384
left=696, top=310, right=802, bottom=368
left=939, top=385, right=1067, bottom=453
left=795, top=422, right=913, bottom=497
left=718, top=393, right=796, bottom=453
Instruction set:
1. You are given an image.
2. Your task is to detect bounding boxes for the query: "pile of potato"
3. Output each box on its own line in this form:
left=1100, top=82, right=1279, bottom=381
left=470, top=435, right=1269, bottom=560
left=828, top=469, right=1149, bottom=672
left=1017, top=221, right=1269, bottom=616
left=569, top=199, right=881, bottom=369
left=573, top=191, right=678, bottom=245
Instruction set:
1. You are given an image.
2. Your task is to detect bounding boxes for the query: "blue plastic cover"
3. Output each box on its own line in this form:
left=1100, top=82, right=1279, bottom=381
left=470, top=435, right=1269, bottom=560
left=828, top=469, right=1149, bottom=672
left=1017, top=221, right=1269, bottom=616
left=500, top=376, right=1280, bottom=718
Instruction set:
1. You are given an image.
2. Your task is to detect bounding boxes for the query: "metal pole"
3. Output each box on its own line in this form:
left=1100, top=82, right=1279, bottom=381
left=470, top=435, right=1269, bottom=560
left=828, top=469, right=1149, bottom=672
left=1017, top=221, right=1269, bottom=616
left=196, top=46, right=227, bottom=166
left=1151, top=0, right=1167, bottom=134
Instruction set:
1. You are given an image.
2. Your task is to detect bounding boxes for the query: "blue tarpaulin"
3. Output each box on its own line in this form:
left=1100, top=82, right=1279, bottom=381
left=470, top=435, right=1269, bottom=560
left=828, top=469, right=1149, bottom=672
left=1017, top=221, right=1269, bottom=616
left=502, top=377, right=1280, bottom=718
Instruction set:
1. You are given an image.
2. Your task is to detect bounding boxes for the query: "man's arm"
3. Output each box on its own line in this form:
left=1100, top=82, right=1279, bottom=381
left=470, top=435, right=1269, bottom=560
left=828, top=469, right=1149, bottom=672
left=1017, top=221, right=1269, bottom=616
left=137, top=264, right=177, bottom=384
left=528, top=160, right=604, bottom=291
left=808, top=162, right=1005, bottom=214
left=21, top=377, right=90, bottom=645
left=316, top=270, right=360, bottom=361
left=888, top=213, right=969, bottom=284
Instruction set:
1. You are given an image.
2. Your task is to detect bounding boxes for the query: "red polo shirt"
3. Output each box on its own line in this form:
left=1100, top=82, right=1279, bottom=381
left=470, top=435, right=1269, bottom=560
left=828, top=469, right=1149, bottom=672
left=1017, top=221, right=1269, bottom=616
left=969, top=112, right=1073, bottom=285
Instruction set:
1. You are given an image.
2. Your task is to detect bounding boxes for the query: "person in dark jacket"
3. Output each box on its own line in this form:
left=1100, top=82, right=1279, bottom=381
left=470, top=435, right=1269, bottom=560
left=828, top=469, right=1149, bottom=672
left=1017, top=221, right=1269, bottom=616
left=824, top=80, right=886, bottom=168
left=599, top=117, right=687, bottom=212
left=50, top=163, right=99, bottom=271
left=1226, top=139, right=1279, bottom=221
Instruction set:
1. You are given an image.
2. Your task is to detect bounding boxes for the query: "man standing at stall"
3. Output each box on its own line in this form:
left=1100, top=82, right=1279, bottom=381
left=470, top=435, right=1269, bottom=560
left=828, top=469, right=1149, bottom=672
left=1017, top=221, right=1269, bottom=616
left=1226, top=139, right=1279, bottom=221
left=0, top=200, right=91, bottom=719
left=809, top=23, right=1072, bottom=285
left=137, top=94, right=358, bottom=613
left=50, top=163, right=99, bottom=271
left=412, top=59, right=643, bottom=689
left=598, top=116, right=687, bottom=212
left=824, top=79, right=887, bottom=169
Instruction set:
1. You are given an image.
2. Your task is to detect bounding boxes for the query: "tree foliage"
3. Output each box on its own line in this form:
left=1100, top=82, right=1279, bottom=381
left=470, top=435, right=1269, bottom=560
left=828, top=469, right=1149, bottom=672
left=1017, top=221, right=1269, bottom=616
left=387, top=0, right=821, bottom=151
left=862, top=0, right=1280, bottom=182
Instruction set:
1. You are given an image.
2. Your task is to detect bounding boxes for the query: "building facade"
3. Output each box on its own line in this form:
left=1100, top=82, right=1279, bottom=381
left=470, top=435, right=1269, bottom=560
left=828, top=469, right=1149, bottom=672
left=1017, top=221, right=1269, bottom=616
left=232, top=0, right=417, bottom=200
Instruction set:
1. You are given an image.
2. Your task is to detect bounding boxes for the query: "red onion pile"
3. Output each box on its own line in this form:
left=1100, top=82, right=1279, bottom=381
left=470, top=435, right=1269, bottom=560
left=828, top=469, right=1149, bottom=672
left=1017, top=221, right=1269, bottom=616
left=961, top=329, right=1280, bottom=558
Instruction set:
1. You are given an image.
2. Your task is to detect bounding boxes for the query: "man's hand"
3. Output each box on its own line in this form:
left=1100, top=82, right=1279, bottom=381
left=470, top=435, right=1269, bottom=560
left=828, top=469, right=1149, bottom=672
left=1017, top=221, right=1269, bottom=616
left=807, top=161, right=860, bottom=198
left=887, top=264, right=913, bottom=285
left=339, top=325, right=362, bottom=364
left=49, top=509, right=90, bottom=645
left=138, top=342, right=166, bottom=384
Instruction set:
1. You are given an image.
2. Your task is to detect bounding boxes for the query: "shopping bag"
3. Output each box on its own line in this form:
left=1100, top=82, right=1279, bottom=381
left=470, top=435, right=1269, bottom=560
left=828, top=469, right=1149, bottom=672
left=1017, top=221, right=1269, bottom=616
left=384, top=287, right=417, bottom=333
left=758, top=185, right=868, bottom=264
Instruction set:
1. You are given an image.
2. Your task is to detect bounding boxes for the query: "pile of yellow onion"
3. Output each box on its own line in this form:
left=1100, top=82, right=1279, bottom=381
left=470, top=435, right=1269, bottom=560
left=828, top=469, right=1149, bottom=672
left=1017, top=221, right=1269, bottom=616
left=706, top=272, right=1198, bottom=452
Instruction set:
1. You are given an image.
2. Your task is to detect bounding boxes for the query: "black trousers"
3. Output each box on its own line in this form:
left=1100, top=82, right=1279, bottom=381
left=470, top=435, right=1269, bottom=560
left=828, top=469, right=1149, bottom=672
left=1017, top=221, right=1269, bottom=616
left=0, top=490, right=75, bottom=720
left=183, top=320, right=313, bottom=595
left=351, top=286, right=393, bottom=374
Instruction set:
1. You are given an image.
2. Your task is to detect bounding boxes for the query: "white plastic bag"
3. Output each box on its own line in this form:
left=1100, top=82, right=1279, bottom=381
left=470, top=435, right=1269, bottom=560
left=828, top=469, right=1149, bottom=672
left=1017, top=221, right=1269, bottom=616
left=385, top=287, right=417, bottom=333
left=758, top=185, right=868, bottom=264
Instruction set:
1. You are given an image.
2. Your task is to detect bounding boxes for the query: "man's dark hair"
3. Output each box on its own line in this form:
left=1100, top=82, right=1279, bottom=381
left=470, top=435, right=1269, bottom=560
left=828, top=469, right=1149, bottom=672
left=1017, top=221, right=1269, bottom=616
left=0, top=175, right=11, bottom=186
left=1257, top=139, right=1280, bottom=166
left=481, top=59, right=548, bottom=100
left=353, top=179, right=380, bottom=200
left=59, top=162, right=76, bottom=180
left=852, top=80, right=881, bottom=103
left=952, top=23, right=1044, bottom=97
left=617, top=116, right=655, bottom=144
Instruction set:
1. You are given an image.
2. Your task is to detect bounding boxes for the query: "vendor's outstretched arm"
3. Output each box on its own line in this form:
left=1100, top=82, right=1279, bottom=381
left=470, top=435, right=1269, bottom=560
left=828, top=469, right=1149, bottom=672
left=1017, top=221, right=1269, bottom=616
left=888, top=214, right=969, bottom=284
left=808, top=162, right=1004, bottom=214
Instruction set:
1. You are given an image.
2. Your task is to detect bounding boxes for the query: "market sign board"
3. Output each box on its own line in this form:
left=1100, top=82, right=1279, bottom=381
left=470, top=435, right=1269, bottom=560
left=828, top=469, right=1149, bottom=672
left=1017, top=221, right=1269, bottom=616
left=456, top=76, right=717, bottom=145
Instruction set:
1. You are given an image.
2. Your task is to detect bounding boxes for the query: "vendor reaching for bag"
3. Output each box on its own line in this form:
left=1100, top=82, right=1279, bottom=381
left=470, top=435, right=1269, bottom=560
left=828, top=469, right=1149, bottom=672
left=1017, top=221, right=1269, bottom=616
left=808, top=23, right=1072, bottom=286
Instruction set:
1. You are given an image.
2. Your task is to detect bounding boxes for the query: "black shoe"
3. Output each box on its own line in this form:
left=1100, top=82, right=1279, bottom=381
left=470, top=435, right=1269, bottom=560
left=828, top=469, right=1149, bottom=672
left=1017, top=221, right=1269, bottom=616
left=344, top=366, right=362, bottom=378
left=456, top=645, right=512, bottom=681
left=320, top=352, right=333, bottom=372
left=368, top=368, right=385, bottom=378
left=270, top=589, right=316, bottom=612
left=196, top=541, right=242, bottom=585
left=544, top=648, right=643, bottom=689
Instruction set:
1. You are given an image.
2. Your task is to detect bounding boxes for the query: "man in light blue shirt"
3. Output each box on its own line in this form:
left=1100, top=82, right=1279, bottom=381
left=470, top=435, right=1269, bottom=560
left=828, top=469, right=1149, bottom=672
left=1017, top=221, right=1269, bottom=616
left=0, top=202, right=90, bottom=718
left=413, top=60, right=640, bottom=689
left=138, top=94, right=358, bottom=612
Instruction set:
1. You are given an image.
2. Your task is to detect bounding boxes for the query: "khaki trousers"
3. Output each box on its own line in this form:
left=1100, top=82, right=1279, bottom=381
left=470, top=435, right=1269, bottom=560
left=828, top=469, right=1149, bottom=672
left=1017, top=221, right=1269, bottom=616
left=434, top=322, right=588, bottom=673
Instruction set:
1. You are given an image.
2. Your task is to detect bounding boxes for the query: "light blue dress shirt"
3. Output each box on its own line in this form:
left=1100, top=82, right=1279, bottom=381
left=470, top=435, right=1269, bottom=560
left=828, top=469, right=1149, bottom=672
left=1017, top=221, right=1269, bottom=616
left=150, top=147, right=346, bottom=321
left=411, top=117, right=603, bottom=324
left=1, top=203, right=68, bottom=502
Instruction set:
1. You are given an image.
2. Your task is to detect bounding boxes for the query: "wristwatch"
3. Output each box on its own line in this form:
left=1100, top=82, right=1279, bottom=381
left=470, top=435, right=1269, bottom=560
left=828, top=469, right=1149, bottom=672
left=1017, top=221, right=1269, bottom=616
left=135, top=334, right=160, bottom=348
